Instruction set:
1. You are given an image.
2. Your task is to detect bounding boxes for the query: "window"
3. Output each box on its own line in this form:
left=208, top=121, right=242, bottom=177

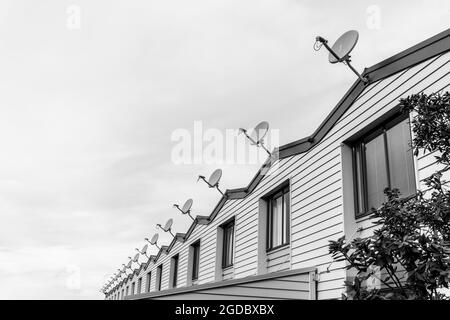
left=267, top=186, right=290, bottom=250
left=156, top=265, right=163, bottom=291
left=191, top=241, right=200, bottom=281
left=353, top=115, right=416, bottom=217
left=125, top=286, right=129, bottom=296
left=222, top=219, right=235, bottom=268
left=137, top=277, right=142, bottom=294
left=131, top=282, right=135, bottom=295
left=146, top=271, right=152, bottom=292
left=171, top=254, right=179, bottom=288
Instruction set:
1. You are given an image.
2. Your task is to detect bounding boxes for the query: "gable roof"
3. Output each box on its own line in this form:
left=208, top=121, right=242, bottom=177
left=106, top=28, right=450, bottom=294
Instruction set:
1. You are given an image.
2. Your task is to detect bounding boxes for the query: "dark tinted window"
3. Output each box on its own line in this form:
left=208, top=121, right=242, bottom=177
left=353, top=115, right=415, bottom=216
left=222, top=220, right=235, bottom=268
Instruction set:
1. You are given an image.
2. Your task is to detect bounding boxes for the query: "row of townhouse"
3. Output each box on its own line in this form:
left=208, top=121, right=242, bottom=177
left=104, top=28, right=450, bottom=300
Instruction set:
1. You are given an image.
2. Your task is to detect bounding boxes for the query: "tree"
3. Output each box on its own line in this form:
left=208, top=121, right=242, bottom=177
left=329, top=91, right=450, bottom=300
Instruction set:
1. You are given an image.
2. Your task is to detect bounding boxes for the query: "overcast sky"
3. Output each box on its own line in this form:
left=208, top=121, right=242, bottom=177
left=0, top=0, right=449, bottom=299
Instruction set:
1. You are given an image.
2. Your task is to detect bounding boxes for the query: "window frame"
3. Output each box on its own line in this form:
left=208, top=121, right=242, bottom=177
left=352, top=113, right=415, bottom=218
left=171, top=254, right=179, bottom=288
left=191, top=241, right=201, bottom=282
left=137, top=277, right=142, bottom=294
left=221, top=218, right=235, bottom=269
left=145, top=271, right=151, bottom=292
left=156, top=264, right=163, bottom=291
left=266, top=184, right=290, bottom=252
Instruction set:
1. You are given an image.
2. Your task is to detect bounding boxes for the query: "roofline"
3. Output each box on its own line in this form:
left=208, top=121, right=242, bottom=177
left=155, top=245, right=168, bottom=261
left=166, top=233, right=186, bottom=252
left=365, top=28, right=450, bottom=82
left=105, top=28, right=450, bottom=294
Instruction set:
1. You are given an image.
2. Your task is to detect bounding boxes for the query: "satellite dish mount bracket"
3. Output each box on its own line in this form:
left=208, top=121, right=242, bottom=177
left=239, top=129, right=271, bottom=155
left=197, top=176, right=225, bottom=196
left=156, top=223, right=175, bottom=237
left=315, top=36, right=368, bottom=83
left=173, top=204, right=195, bottom=221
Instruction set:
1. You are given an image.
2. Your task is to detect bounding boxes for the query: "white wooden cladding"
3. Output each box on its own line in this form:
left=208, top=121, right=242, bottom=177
left=222, top=267, right=234, bottom=281
left=130, top=270, right=315, bottom=300
left=267, top=246, right=291, bottom=273
left=117, top=51, right=449, bottom=300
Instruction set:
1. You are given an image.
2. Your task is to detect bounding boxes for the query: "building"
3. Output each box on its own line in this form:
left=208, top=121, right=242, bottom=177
left=103, top=28, right=450, bottom=300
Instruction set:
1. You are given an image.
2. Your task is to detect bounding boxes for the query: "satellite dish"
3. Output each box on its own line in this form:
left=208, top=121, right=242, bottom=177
left=314, top=30, right=368, bottom=83
left=174, top=198, right=194, bottom=220
left=133, top=253, right=140, bottom=262
left=157, top=218, right=175, bottom=236
left=150, top=233, right=159, bottom=245
left=249, top=121, right=269, bottom=145
left=329, top=30, right=359, bottom=64
left=141, top=244, right=148, bottom=254
left=239, top=121, right=272, bottom=155
left=208, top=169, right=222, bottom=187
left=164, top=218, right=173, bottom=231
left=182, top=199, right=193, bottom=213
left=198, top=169, right=225, bottom=196
left=146, top=233, right=161, bottom=249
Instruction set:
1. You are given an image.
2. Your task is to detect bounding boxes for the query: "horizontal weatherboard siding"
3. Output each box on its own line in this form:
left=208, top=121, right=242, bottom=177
left=127, top=268, right=315, bottom=300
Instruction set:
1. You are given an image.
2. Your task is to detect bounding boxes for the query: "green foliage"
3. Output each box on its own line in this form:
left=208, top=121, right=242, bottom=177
left=329, top=92, right=450, bottom=300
